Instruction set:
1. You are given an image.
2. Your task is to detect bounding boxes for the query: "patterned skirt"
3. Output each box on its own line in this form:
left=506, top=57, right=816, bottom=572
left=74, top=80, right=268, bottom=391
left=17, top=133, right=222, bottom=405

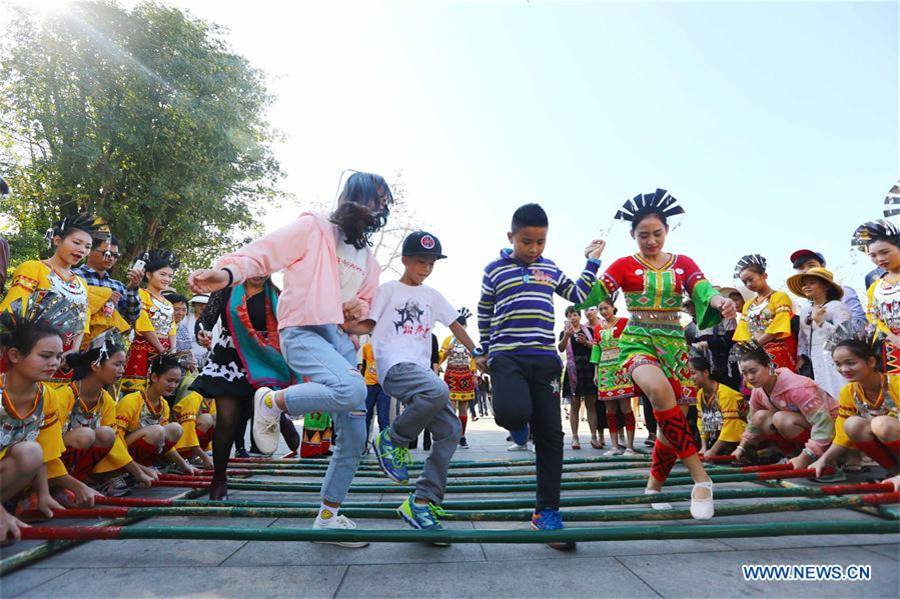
left=619, top=321, right=696, bottom=406
left=764, top=338, right=798, bottom=373
left=119, top=337, right=171, bottom=397
left=444, top=366, right=475, bottom=402
left=596, top=351, right=636, bottom=402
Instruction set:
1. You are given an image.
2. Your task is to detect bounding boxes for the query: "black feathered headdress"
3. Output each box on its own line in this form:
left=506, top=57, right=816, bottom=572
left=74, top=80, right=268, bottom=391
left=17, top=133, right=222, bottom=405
left=613, top=188, right=685, bottom=224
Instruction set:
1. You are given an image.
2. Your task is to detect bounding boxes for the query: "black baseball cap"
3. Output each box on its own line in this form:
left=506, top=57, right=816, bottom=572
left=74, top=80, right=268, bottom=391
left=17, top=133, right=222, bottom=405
left=402, top=231, right=447, bottom=259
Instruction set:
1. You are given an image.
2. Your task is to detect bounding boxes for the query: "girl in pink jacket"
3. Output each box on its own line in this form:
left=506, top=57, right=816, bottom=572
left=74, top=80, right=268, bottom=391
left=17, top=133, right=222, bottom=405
left=731, top=344, right=838, bottom=472
left=189, top=172, right=390, bottom=546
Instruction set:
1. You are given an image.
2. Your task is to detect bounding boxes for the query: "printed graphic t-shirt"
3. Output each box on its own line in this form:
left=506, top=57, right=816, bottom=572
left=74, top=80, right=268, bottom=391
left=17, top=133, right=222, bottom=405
left=368, top=281, right=458, bottom=378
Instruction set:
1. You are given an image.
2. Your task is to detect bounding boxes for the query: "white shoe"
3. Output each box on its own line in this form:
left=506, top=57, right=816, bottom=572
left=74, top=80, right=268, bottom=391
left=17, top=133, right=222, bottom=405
left=644, top=488, right=672, bottom=510
left=252, top=386, right=280, bottom=455
left=603, top=447, right=624, bottom=457
left=622, top=448, right=637, bottom=456
left=507, top=443, right=529, bottom=452
left=690, top=481, right=714, bottom=520
left=313, top=514, right=369, bottom=548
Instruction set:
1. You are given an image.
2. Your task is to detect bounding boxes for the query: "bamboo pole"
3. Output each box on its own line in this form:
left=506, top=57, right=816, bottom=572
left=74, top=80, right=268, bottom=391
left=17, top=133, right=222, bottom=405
left=18, top=519, right=899, bottom=544
left=50, top=492, right=900, bottom=522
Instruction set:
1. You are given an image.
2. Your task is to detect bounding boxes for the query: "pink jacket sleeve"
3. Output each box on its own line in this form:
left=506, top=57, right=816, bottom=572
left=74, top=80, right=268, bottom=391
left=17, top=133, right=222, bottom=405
left=215, top=215, right=316, bottom=285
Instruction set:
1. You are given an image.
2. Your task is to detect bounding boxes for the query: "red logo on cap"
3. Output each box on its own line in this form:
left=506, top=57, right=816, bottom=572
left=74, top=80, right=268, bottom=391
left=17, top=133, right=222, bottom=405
left=421, top=235, right=436, bottom=250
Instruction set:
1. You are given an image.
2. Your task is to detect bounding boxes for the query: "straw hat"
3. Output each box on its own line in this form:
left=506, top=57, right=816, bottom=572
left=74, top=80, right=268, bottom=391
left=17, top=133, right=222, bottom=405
left=716, top=286, right=745, bottom=300
left=787, top=267, right=844, bottom=300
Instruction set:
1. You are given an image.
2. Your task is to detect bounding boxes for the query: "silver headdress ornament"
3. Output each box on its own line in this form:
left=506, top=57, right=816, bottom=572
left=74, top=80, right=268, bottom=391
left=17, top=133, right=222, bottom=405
left=734, top=254, right=767, bottom=278
left=852, top=219, right=900, bottom=253
left=87, top=328, right=125, bottom=367
left=143, top=248, right=180, bottom=271
left=824, top=321, right=881, bottom=355
left=882, top=181, right=900, bottom=218
left=613, top=188, right=685, bottom=224
left=1, top=290, right=84, bottom=338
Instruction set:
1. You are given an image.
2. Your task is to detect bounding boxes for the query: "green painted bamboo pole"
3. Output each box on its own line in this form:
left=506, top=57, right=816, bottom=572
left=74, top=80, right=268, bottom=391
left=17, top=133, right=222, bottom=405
left=225, top=472, right=767, bottom=494
left=230, top=454, right=652, bottom=470
left=21, top=519, right=899, bottom=544
left=160, top=484, right=891, bottom=510
left=58, top=493, right=900, bottom=522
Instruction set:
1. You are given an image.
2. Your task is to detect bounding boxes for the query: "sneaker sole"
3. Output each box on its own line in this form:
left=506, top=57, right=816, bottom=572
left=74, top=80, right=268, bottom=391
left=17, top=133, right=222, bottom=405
left=251, top=389, right=280, bottom=455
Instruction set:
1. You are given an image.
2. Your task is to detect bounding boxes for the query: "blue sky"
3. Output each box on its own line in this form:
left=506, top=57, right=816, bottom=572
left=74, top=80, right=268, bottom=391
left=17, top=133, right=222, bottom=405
left=15, top=0, right=900, bottom=338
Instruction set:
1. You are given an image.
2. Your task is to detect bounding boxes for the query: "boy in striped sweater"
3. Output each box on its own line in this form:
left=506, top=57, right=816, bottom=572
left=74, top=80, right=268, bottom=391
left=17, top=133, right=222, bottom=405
left=477, top=203, right=604, bottom=551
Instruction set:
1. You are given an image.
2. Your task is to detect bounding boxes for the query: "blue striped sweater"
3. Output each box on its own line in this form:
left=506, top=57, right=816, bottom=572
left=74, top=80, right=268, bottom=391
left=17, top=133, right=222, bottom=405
left=478, top=249, right=601, bottom=358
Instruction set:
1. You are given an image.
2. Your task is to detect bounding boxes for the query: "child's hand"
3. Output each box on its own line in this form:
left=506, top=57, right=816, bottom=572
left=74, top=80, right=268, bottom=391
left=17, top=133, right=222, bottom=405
left=74, top=485, right=102, bottom=508
left=182, top=464, right=199, bottom=476
left=0, top=506, right=28, bottom=543
left=342, top=298, right=365, bottom=322
left=142, top=465, right=161, bottom=481
left=135, top=471, right=155, bottom=488
left=37, top=494, right=64, bottom=519
left=584, top=239, right=606, bottom=260
left=810, top=457, right=829, bottom=478
left=189, top=269, right=231, bottom=293
left=884, top=474, right=900, bottom=492
left=474, top=356, right=488, bottom=373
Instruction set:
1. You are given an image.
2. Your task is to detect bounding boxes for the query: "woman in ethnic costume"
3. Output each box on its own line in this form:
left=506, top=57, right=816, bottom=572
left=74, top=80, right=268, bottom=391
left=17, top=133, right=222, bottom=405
left=855, top=220, right=900, bottom=383
left=1, top=214, right=109, bottom=385
left=119, top=250, right=178, bottom=396
left=440, top=308, right=477, bottom=449
left=577, top=189, right=737, bottom=520
left=733, top=254, right=798, bottom=372
left=590, top=295, right=636, bottom=454
left=811, top=322, right=898, bottom=479
left=190, top=275, right=300, bottom=500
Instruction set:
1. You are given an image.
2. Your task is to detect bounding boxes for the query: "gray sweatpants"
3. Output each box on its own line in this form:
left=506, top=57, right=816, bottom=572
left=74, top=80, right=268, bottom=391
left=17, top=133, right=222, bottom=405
left=382, top=362, right=461, bottom=505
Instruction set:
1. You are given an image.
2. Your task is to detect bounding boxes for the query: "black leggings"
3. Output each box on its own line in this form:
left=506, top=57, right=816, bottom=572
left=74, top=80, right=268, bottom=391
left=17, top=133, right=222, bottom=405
left=213, top=396, right=300, bottom=478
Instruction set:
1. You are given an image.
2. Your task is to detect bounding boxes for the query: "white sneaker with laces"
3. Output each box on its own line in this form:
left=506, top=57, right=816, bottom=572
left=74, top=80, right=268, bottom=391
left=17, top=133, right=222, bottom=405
left=644, top=488, right=672, bottom=510
left=313, top=514, right=370, bottom=548
left=622, top=448, right=637, bottom=456
left=603, top=447, right=624, bottom=457
left=507, top=443, right=529, bottom=452
left=252, top=386, right=280, bottom=455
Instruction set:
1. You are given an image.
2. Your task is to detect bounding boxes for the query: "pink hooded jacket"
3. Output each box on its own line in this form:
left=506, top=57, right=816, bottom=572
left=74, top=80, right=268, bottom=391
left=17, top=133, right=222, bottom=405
left=741, top=368, right=839, bottom=458
left=215, top=213, right=380, bottom=330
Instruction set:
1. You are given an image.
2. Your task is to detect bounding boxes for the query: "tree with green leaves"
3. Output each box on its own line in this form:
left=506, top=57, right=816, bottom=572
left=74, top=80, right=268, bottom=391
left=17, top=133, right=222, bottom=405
left=0, top=0, right=282, bottom=288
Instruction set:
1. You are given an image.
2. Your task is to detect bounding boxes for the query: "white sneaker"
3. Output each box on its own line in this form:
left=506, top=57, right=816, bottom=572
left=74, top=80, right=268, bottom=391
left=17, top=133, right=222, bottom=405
left=313, top=514, right=369, bottom=548
left=690, top=481, right=714, bottom=520
left=507, top=443, right=529, bottom=452
left=603, top=447, right=624, bottom=457
left=622, top=448, right=637, bottom=456
left=644, top=488, right=672, bottom=510
left=252, top=386, right=280, bottom=455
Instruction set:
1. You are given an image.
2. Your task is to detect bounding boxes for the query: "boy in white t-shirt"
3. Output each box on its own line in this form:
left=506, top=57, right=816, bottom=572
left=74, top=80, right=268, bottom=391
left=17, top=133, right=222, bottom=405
left=360, top=231, right=479, bottom=536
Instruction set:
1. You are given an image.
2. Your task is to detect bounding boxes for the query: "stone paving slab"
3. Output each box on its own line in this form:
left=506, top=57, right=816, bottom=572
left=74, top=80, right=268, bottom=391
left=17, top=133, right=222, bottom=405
left=12, top=566, right=348, bottom=598
left=334, top=556, right=657, bottom=598
left=221, top=518, right=484, bottom=567
left=1, top=568, right=69, bottom=598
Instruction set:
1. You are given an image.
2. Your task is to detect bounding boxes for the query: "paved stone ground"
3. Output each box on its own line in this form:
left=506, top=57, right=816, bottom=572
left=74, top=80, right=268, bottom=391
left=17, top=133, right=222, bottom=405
left=2, top=414, right=898, bottom=598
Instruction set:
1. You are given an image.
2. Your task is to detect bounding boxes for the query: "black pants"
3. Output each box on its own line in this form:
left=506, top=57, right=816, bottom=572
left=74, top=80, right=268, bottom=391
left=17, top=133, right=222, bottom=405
left=491, top=353, right=563, bottom=512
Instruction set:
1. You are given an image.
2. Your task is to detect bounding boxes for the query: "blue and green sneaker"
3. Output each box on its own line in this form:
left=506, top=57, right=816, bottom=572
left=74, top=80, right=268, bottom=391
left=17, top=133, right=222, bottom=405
left=398, top=494, right=449, bottom=546
left=372, top=428, right=411, bottom=483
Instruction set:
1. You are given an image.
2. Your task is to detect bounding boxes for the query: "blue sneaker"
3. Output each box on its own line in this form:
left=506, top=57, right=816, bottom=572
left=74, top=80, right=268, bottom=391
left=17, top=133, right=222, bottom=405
left=531, top=508, right=576, bottom=551
left=372, top=428, right=410, bottom=483
left=510, top=425, right=529, bottom=447
left=397, top=494, right=449, bottom=546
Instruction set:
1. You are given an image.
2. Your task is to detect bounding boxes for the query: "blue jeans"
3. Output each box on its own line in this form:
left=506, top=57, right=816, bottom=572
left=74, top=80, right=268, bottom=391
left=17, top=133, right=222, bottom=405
left=365, top=383, right=391, bottom=436
left=280, top=325, right=367, bottom=504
